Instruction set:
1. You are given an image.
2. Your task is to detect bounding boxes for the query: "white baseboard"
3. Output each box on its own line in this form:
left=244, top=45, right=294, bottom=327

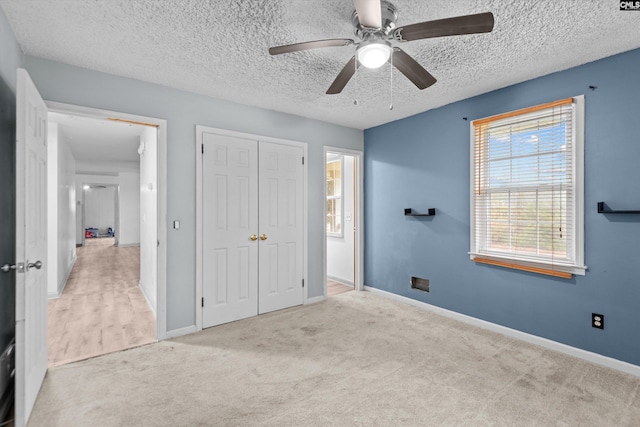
left=48, top=255, right=77, bottom=299
left=306, top=295, right=326, bottom=305
left=115, top=242, right=140, bottom=248
left=163, top=325, right=197, bottom=340
left=138, top=282, right=157, bottom=316
left=364, top=286, right=640, bottom=378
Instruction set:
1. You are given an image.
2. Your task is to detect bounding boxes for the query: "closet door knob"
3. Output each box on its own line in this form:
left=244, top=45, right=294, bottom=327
left=260, top=234, right=268, bottom=241
left=250, top=234, right=258, bottom=241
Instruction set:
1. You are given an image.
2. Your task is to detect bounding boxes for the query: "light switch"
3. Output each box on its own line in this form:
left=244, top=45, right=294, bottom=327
left=345, top=212, right=352, bottom=221
left=173, top=220, right=180, bottom=230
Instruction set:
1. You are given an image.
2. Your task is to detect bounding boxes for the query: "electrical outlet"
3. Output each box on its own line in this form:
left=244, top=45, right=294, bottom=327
left=592, top=313, right=604, bottom=329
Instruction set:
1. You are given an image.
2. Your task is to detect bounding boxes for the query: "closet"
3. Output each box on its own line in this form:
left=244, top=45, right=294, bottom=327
left=198, top=128, right=305, bottom=328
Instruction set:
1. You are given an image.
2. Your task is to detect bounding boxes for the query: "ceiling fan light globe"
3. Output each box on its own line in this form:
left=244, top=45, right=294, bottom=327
left=358, top=43, right=391, bottom=69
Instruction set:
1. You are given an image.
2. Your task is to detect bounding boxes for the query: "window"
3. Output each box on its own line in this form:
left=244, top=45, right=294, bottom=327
left=326, top=158, right=343, bottom=236
left=470, top=96, right=585, bottom=277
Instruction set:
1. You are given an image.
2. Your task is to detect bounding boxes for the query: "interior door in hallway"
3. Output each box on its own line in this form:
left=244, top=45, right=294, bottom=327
left=258, top=141, right=304, bottom=314
left=15, top=68, right=48, bottom=427
left=202, top=134, right=259, bottom=328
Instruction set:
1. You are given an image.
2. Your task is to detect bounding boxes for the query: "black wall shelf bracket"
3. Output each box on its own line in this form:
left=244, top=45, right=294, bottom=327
left=404, top=208, right=436, bottom=216
left=597, top=202, right=640, bottom=214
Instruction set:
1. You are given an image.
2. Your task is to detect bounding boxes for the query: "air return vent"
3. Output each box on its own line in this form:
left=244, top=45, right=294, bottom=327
left=410, top=276, right=430, bottom=293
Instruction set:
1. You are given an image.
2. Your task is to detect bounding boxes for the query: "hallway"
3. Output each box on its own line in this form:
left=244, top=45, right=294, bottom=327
left=47, top=238, right=156, bottom=367
left=327, top=279, right=353, bottom=297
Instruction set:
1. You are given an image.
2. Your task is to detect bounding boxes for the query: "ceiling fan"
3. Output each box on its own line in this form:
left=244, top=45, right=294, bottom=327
left=268, top=0, right=494, bottom=95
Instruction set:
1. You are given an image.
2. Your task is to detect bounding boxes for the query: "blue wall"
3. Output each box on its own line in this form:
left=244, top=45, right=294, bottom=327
left=364, top=48, right=640, bottom=365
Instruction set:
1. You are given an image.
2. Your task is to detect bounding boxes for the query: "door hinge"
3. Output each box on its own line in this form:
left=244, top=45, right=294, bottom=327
left=201, top=297, right=204, bottom=307
left=201, top=144, right=204, bottom=154
left=302, top=279, right=304, bottom=288
left=302, top=156, right=304, bottom=165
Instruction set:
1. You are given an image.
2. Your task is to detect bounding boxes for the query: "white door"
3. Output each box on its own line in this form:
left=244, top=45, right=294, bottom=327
left=202, top=134, right=259, bottom=328
left=200, top=131, right=305, bottom=327
left=15, top=68, right=48, bottom=427
left=258, top=142, right=304, bottom=314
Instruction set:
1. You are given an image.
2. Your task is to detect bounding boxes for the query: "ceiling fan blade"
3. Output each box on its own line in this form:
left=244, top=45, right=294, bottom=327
left=269, top=39, right=354, bottom=55
left=326, top=56, right=359, bottom=95
left=391, top=48, right=436, bottom=90
left=394, top=12, right=494, bottom=42
left=353, top=0, right=382, bottom=29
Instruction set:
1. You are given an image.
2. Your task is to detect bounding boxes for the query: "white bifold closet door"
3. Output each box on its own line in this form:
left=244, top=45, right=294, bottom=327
left=202, top=133, right=303, bottom=328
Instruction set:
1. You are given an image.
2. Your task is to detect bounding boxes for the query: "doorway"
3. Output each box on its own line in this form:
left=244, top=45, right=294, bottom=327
left=46, top=112, right=158, bottom=366
left=324, top=148, right=363, bottom=297
left=45, top=101, right=167, bottom=338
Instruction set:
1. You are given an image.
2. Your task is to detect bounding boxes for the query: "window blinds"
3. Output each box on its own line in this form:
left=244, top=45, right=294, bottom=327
left=471, top=98, right=576, bottom=271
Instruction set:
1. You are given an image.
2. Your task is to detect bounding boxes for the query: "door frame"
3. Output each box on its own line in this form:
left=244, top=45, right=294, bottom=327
left=46, top=101, right=169, bottom=340
left=195, top=125, right=308, bottom=332
left=323, top=147, right=364, bottom=296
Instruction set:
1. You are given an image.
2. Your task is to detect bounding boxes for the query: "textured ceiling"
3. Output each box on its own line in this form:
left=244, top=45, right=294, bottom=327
left=2, top=1, right=639, bottom=130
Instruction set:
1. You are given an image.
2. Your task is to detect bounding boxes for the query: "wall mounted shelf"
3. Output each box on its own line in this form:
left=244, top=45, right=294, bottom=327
left=597, top=202, right=640, bottom=214
left=404, top=208, right=436, bottom=217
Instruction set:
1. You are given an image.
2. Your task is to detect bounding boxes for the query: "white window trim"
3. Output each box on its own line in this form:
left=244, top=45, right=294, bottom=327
left=469, top=95, right=587, bottom=276
left=326, top=157, right=344, bottom=238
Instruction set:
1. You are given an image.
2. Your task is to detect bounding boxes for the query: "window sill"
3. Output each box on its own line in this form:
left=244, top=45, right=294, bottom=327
left=469, top=252, right=586, bottom=278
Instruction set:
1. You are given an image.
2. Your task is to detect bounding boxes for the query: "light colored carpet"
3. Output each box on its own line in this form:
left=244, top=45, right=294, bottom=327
left=30, top=291, right=640, bottom=426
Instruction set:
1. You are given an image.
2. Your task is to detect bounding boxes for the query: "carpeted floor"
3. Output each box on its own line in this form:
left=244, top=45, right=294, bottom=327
left=30, top=291, right=640, bottom=426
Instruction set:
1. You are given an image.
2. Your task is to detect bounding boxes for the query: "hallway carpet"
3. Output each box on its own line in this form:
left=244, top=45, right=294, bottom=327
left=47, top=237, right=156, bottom=367
left=32, top=291, right=640, bottom=426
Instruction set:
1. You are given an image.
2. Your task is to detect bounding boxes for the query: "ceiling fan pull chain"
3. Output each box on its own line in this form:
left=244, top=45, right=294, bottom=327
left=354, top=55, right=359, bottom=106
left=389, top=49, right=394, bottom=111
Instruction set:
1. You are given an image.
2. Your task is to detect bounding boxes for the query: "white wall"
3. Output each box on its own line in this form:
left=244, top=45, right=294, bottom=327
left=118, top=172, right=140, bottom=246
left=47, top=122, right=77, bottom=297
left=327, top=155, right=355, bottom=285
left=75, top=173, right=140, bottom=246
left=139, top=127, right=157, bottom=313
left=47, top=122, right=59, bottom=296
left=57, top=133, right=76, bottom=295
left=75, top=174, right=119, bottom=245
left=84, top=186, right=116, bottom=234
